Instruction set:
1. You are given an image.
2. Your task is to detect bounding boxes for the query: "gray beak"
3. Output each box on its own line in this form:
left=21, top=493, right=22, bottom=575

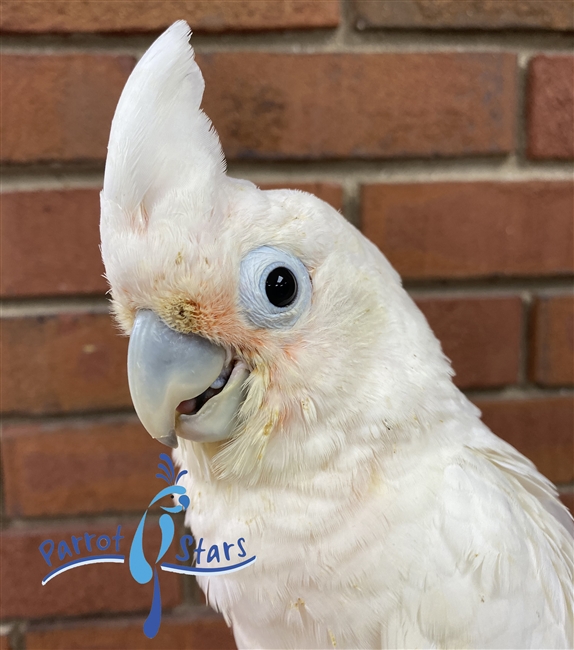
left=127, top=310, right=227, bottom=448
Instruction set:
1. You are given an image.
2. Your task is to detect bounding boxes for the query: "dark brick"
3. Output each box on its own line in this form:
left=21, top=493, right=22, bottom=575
left=531, top=294, right=574, bottom=386
left=362, top=182, right=574, bottom=280
left=26, top=612, right=236, bottom=649
left=477, top=396, right=574, bottom=484
left=198, top=52, right=516, bottom=160
left=1, top=312, right=130, bottom=415
left=1, top=54, right=135, bottom=163
left=527, top=55, right=574, bottom=159
left=0, top=184, right=342, bottom=298
left=0, top=523, right=182, bottom=619
left=1, top=190, right=106, bottom=298
left=0, top=0, right=339, bottom=33
left=353, top=0, right=574, bottom=30
left=1, top=416, right=164, bottom=517
left=2, top=52, right=515, bottom=163
left=416, top=296, right=523, bottom=389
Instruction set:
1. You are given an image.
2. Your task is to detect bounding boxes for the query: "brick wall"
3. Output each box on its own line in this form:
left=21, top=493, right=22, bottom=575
left=1, top=2, right=573, bottom=648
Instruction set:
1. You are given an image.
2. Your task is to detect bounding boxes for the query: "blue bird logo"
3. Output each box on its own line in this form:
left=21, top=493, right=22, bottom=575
left=129, top=453, right=189, bottom=638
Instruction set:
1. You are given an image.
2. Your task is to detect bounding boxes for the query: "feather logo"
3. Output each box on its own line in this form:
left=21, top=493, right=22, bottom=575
left=128, top=453, right=189, bottom=638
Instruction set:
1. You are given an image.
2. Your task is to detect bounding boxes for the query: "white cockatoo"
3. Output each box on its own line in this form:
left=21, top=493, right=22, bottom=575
left=100, top=21, right=573, bottom=649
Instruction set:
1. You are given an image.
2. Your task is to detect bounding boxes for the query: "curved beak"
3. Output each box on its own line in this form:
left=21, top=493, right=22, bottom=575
left=127, top=310, right=227, bottom=448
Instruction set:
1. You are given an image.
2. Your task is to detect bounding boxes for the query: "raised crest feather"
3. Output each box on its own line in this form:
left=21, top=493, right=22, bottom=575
left=101, top=20, right=225, bottom=227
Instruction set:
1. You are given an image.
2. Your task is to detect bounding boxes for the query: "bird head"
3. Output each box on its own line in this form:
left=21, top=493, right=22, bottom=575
left=101, top=22, right=455, bottom=487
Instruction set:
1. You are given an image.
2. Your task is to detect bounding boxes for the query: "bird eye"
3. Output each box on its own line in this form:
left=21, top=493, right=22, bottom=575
left=239, top=246, right=311, bottom=329
left=265, top=267, right=298, bottom=308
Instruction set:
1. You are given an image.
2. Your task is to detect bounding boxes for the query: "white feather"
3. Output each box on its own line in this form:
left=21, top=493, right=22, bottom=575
left=101, top=20, right=224, bottom=227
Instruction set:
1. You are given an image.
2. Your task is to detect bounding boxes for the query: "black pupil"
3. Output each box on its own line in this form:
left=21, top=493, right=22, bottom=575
left=265, top=267, right=297, bottom=308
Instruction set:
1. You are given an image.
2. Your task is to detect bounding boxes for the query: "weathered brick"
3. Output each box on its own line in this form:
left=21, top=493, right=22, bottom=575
left=527, top=55, right=574, bottom=160
left=353, top=0, right=574, bottom=30
left=1, top=416, right=166, bottom=517
left=416, top=296, right=523, bottom=389
left=199, top=52, right=516, bottom=160
left=0, top=523, right=182, bottom=619
left=1, top=312, right=130, bottom=415
left=26, top=612, right=236, bottom=649
left=476, top=396, right=574, bottom=484
left=2, top=52, right=515, bottom=163
left=531, top=295, right=574, bottom=386
left=1, top=190, right=105, bottom=298
left=0, top=1, right=339, bottom=33
left=1, top=54, right=135, bottom=163
left=362, top=182, right=574, bottom=280
left=259, top=182, right=343, bottom=211
left=0, top=630, right=11, bottom=650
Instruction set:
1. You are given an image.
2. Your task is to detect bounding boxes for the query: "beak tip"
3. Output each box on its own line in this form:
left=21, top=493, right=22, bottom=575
left=157, top=430, right=179, bottom=449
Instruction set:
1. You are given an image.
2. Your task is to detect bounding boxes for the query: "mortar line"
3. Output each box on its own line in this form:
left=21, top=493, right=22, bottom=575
left=341, top=176, right=361, bottom=227
left=8, top=622, right=25, bottom=650
left=2, top=159, right=573, bottom=193
left=405, top=279, right=574, bottom=295
left=2, top=387, right=572, bottom=429
left=0, top=279, right=572, bottom=320
left=3, top=510, right=166, bottom=530
left=2, top=28, right=574, bottom=55
left=0, top=280, right=572, bottom=321
left=515, top=50, right=531, bottom=164
left=464, top=386, right=574, bottom=401
left=0, top=297, right=111, bottom=317
left=21, top=604, right=221, bottom=631
left=1, top=409, right=138, bottom=427
left=521, top=291, right=535, bottom=387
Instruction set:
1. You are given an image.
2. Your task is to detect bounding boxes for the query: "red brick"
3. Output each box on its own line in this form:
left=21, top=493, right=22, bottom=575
left=0, top=523, right=182, bottom=619
left=1, top=190, right=106, bottom=298
left=1, top=416, right=168, bottom=517
left=26, top=611, right=236, bottom=650
left=353, top=0, right=574, bottom=30
left=259, top=182, right=343, bottom=211
left=198, top=52, right=516, bottom=160
left=0, top=632, right=10, bottom=650
left=1, top=312, right=130, bottom=415
left=362, top=182, right=574, bottom=280
left=531, top=295, right=574, bottom=386
left=416, top=296, right=523, bottom=389
left=1, top=54, right=135, bottom=163
left=476, top=396, right=574, bottom=484
left=527, top=55, right=574, bottom=160
left=2, top=52, right=515, bottom=163
left=0, top=184, right=342, bottom=299
left=0, top=1, right=339, bottom=33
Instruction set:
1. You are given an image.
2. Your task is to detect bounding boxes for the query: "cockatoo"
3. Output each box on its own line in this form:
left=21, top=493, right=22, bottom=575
left=100, top=21, right=573, bottom=649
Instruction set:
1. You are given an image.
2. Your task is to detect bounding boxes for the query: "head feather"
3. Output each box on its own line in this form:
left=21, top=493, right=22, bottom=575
left=101, top=20, right=225, bottom=230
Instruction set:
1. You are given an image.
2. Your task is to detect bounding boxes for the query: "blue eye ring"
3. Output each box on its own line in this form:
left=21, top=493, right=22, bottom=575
left=239, top=246, right=312, bottom=329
